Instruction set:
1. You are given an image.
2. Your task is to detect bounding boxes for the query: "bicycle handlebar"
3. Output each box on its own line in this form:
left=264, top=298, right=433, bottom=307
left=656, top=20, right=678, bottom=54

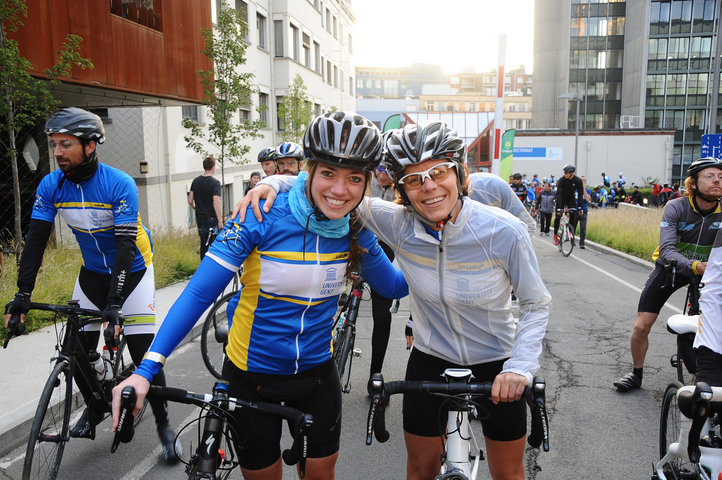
left=4, top=301, right=103, bottom=349
left=366, top=374, right=549, bottom=452
left=677, top=382, right=722, bottom=463
left=111, top=384, right=314, bottom=473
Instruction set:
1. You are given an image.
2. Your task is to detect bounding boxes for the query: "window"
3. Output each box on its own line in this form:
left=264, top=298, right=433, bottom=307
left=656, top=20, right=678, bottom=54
left=182, top=105, right=201, bottom=122
left=291, top=25, right=299, bottom=61
left=236, top=1, right=249, bottom=40
left=303, top=33, right=311, bottom=67
left=332, top=16, right=338, bottom=39
left=333, top=65, right=338, bottom=87
left=349, top=76, right=354, bottom=95
left=257, top=13, right=267, bottom=49
left=314, top=41, right=321, bottom=73
left=327, top=60, right=332, bottom=84
left=326, top=8, right=331, bottom=33
left=315, top=103, right=322, bottom=117
left=276, top=96, right=284, bottom=131
left=239, top=106, right=250, bottom=123
left=222, top=183, right=234, bottom=218
left=110, top=0, right=162, bottom=31
left=348, top=34, right=353, bottom=53
left=274, top=20, right=283, bottom=57
left=259, top=93, right=269, bottom=126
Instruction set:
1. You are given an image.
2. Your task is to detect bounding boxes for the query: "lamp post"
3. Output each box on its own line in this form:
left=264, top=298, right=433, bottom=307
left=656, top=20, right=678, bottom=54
left=559, top=92, right=582, bottom=169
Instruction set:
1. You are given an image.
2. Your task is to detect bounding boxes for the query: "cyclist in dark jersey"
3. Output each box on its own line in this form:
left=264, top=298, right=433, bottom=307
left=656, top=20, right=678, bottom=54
left=509, top=172, right=526, bottom=203
left=553, top=164, right=584, bottom=246
left=614, top=157, right=722, bottom=392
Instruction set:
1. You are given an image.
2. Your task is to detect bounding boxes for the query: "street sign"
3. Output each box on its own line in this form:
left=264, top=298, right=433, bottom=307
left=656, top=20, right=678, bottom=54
left=702, top=134, right=722, bottom=159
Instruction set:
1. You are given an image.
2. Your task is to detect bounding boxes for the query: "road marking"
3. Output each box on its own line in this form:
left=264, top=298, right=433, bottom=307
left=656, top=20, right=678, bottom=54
left=534, top=237, right=683, bottom=314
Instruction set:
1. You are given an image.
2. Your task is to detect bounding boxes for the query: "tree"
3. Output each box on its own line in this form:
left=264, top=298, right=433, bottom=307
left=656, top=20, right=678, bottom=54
left=277, top=73, right=314, bottom=143
left=183, top=3, right=264, bottom=206
left=0, top=0, right=93, bottom=257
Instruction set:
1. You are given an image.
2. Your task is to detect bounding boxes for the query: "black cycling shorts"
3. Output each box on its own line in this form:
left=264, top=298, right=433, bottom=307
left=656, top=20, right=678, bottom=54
left=402, top=349, right=526, bottom=442
left=223, top=358, right=342, bottom=470
left=637, top=263, right=690, bottom=314
left=696, top=346, right=722, bottom=386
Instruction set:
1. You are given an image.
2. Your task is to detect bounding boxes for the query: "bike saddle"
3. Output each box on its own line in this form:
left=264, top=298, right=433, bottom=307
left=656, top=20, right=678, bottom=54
left=666, top=314, right=699, bottom=335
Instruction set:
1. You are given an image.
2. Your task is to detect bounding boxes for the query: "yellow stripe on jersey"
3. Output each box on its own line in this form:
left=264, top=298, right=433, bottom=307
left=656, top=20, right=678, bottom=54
left=258, top=291, right=327, bottom=306
left=69, top=225, right=114, bottom=234
left=259, top=250, right=349, bottom=262
left=54, top=201, right=112, bottom=209
left=226, top=250, right=262, bottom=371
left=136, top=215, right=153, bottom=266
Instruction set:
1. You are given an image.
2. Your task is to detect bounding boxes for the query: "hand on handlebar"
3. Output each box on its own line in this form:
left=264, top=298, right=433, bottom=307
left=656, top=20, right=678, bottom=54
left=232, top=184, right=278, bottom=223
left=4, top=292, right=30, bottom=328
left=491, top=372, right=528, bottom=404
left=111, top=373, right=150, bottom=430
left=102, top=305, right=124, bottom=343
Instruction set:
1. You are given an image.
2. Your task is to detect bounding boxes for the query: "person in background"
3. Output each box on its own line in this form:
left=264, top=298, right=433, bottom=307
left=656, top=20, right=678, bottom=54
left=548, top=174, right=556, bottom=187
left=659, top=183, right=673, bottom=204
left=509, top=172, right=526, bottom=203
left=602, top=172, right=611, bottom=188
left=257, top=147, right=277, bottom=177
left=629, top=185, right=644, bottom=205
left=188, top=156, right=223, bottom=260
left=617, top=172, right=627, bottom=187
left=597, top=184, right=608, bottom=208
left=245, top=171, right=262, bottom=195
left=536, top=182, right=555, bottom=236
left=578, top=176, right=593, bottom=249
left=553, top=164, right=584, bottom=247
left=614, top=157, right=722, bottom=392
left=651, top=181, right=662, bottom=207
left=274, top=141, right=304, bottom=175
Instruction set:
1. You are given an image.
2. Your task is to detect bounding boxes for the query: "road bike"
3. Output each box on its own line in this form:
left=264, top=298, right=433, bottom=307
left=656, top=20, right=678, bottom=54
left=331, top=271, right=367, bottom=393
left=527, top=203, right=541, bottom=225
left=663, top=260, right=703, bottom=384
left=113, top=381, right=313, bottom=479
left=200, top=267, right=243, bottom=380
left=5, top=301, right=144, bottom=480
left=654, top=381, right=722, bottom=480
left=366, top=369, right=550, bottom=480
left=557, top=208, right=574, bottom=257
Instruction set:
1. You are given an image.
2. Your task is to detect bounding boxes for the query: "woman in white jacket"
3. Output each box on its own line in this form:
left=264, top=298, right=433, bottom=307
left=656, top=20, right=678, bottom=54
left=239, top=121, right=551, bottom=480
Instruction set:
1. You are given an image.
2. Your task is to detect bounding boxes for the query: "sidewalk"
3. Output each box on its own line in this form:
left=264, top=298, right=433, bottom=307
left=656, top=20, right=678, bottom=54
left=0, top=279, right=202, bottom=458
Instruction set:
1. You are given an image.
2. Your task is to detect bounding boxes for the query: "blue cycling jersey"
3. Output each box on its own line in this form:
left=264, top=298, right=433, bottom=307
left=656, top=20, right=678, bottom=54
left=30, top=163, right=153, bottom=274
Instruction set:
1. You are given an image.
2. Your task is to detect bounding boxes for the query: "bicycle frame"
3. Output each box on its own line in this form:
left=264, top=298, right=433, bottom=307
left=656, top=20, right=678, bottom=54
left=332, top=273, right=365, bottom=392
left=655, top=383, right=722, bottom=480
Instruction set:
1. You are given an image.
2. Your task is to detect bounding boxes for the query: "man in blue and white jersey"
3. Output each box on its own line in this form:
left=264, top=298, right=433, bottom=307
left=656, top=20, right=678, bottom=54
left=3, top=107, right=180, bottom=461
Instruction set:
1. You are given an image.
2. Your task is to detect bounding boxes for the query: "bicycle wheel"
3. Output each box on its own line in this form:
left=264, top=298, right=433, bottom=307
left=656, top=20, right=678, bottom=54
left=659, top=381, right=700, bottom=479
left=113, top=337, right=148, bottom=425
left=560, top=224, right=574, bottom=257
left=201, top=290, right=236, bottom=379
left=332, top=324, right=354, bottom=378
left=23, top=360, right=73, bottom=480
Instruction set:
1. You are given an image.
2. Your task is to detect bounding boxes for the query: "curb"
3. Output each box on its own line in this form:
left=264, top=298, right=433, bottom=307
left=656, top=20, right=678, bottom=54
left=582, top=238, right=655, bottom=270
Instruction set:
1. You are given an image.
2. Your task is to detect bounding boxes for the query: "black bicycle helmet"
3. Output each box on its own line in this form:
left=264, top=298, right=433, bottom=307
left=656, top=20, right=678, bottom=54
left=44, top=107, right=105, bottom=144
left=563, top=164, right=576, bottom=174
left=275, top=141, right=304, bottom=160
left=512, top=172, right=523, bottom=180
left=257, top=147, right=275, bottom=162
left=688, top=157, right=722, bottom=177
left=384, top=121, right=465, bottom=184
left=303, top=111, right=382, bottom=172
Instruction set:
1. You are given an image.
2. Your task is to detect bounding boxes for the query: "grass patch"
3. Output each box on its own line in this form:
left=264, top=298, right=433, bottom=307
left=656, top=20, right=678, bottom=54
left=1, top=228, right=199, bottom=341
left=583, top=205, right=663, bottom=261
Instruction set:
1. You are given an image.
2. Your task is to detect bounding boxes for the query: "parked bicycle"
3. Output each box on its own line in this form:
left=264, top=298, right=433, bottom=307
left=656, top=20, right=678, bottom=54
left=332, top=271, right=367, bottom=393
left=366, top=369, right=550, bottom=480
left=113, top=381, right=313, bottom=479
left=557, top=208, right=574, bottom=257
left=654, top=381, right=722, bottom=480
left=663, top=260, right=703, bottom=384
left=5, top=301, right=144, bottom=480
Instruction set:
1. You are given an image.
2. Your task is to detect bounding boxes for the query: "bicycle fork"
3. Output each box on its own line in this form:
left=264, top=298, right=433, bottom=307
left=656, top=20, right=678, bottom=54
left=439, top=407, right=480, bottom=480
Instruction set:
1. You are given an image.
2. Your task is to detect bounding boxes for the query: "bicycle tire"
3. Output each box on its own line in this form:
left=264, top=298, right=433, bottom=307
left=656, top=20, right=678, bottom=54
left=560, top=224, right=574, bottom=257
left=333, top=325, right=354, bottom=378
left=23, top=360, right=73, bottom=480
left=659, top=381, right=700, bottom=479
left=201, top=290, right=237, bottom=379
left=113, top=337, right=148, bottom=426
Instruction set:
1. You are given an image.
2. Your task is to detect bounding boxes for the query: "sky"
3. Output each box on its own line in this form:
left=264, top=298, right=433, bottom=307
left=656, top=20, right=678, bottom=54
left=352, top=0, right=535, bottom=74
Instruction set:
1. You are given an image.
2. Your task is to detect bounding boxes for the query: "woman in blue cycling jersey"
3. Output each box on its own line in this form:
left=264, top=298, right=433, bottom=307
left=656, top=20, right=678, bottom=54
left=112, top=112, right=407, bottom=480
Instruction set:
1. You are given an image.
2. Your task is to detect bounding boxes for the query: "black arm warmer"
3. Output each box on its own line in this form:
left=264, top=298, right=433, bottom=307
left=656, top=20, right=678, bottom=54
left=17, top=219, right=53, bottom=294
left=108, top=224, right=138, bottom=306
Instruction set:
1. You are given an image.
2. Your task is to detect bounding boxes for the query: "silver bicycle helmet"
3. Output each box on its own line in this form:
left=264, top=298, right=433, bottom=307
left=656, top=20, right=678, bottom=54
left=44, top=107, right=105, bottom=144
left=303, top=111, right=382, bottom=172
left=275, top=142, right=304, bottom=160
left=257, top=147, right=275, bottom=162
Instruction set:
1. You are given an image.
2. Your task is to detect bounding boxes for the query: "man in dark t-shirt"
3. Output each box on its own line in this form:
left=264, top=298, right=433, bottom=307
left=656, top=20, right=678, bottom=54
left=188, top=156, right=223, bottom=259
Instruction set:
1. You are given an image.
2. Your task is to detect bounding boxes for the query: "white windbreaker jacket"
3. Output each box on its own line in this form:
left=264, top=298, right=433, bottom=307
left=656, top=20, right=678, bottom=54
left=359, top=197, right=551, bottom=383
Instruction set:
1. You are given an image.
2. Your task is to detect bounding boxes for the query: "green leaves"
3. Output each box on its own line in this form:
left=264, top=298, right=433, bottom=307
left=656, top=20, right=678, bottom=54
left=278, top=74, right=314, bottom=143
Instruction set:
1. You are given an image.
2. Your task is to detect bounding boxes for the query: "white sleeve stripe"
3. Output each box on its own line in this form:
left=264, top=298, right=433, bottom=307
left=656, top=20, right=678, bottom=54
left=206, top=252, right=239, bottom=272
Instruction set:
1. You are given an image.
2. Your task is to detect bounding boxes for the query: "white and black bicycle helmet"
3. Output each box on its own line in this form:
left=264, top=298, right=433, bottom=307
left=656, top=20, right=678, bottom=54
left=44, top=107, right=105, bottom=144
left=384, top=121, right=466, bottom=203
left=275, top=141, right=304, bottom=160
left=303, top=111, right=383, bottom=172
left=688, top=157, right=722, bottom=178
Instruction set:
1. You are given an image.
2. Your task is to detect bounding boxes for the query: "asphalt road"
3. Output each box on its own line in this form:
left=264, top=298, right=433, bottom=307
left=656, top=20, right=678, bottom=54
left=0, top=234, right=688, bottom=479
